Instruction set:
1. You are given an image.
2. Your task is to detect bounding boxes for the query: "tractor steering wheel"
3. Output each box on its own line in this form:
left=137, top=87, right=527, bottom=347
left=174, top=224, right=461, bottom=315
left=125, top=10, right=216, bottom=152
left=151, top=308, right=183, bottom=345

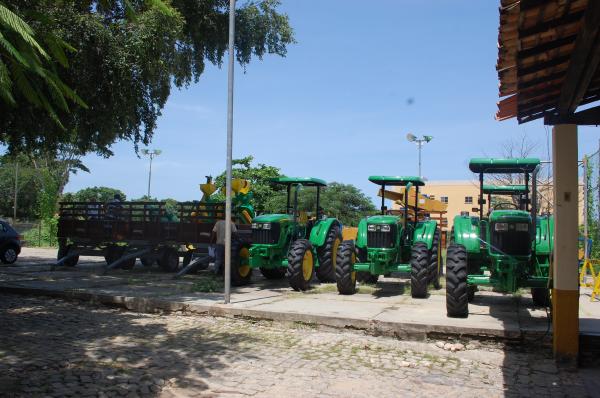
left=493, top=202, right=519, bottom=211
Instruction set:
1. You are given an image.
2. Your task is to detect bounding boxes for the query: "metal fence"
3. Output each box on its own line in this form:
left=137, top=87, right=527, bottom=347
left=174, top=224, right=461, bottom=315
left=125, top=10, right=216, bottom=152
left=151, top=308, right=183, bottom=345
left=583, top=142, right=600, bottom=260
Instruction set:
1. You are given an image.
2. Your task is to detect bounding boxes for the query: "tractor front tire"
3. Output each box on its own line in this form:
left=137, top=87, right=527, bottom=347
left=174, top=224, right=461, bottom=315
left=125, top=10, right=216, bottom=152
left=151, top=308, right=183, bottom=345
left=231, top=242, right=252, bottom=286
left=446, top=244, right=469, bottom=318
left=260, top=267, right=286, bottom=279
left=410, top=243, right=430, bottom=298
left=316, top=224, right=341, bottom=283
left=335, top=240, right=357, bottom=295
left=531, top=287, right=550, bottom=307
left=429, top=229, right=442, bottom=290
left=104, top=245, right=125, bottom=267
left=287, top=239, right=314, bottom=291
left=158, top=248, right=180, bottom=272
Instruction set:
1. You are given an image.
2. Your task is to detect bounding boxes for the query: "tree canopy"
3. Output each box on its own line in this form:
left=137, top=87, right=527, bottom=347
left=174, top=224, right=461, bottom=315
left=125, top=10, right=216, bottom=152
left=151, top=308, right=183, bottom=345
left=62, top=186, right=127, bottom=203
left=0, top=0, right=294, bottom=156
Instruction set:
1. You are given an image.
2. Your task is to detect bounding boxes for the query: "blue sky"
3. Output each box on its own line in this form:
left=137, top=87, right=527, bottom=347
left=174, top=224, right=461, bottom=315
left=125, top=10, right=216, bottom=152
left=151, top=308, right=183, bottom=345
left=65, top=0, right=599, bottom=203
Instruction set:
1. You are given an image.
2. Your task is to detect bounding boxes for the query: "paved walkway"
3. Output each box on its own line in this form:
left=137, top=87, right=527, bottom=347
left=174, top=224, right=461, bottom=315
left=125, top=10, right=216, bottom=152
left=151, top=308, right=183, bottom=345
left=0, top=294, right=597, bottom=398
left=2, top=248, right=599, bottom=341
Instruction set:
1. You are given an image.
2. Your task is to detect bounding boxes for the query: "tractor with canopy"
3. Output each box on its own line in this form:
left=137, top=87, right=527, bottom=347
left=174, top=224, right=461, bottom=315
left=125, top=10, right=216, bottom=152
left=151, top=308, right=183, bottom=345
left=446, top=158, right=553, bottom=317
left=335, top=176, right=440, bottom=297
left=247, top=177, right=342, bottom=291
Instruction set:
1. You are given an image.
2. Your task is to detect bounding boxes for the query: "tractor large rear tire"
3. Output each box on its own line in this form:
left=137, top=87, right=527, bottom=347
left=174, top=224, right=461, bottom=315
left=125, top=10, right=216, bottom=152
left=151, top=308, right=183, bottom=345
left=446, top=244, right=469, bottom=318
left=287, top=239, right=314, bottom=291
left=531, top=287, right=550, bottom=307
left=335, top=240, right=357, bottom=295
left=260, top=267, right=286, bottom=279
left=410, top=243, right=430, bottom=298
left=429, top=229, right=442, bottom=290
left=316, top=224, right=341, bottom=283
left=158, top=248, right=179, bottom=273
left=231, top=242, right=252, bottom=286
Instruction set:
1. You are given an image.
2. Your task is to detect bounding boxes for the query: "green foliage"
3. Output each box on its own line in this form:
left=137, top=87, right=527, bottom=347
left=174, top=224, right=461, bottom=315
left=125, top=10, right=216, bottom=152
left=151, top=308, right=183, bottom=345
left=1, top=0, right=294, bottom=156
left=63, top=186, right=126, bottom=203
left=0, top=155, right=38, bottom=219
left=263, top=182, right=376, bottom=227
left=22, top=216, right=58, bottom=247
left=214, top=155, right=284, bottom=214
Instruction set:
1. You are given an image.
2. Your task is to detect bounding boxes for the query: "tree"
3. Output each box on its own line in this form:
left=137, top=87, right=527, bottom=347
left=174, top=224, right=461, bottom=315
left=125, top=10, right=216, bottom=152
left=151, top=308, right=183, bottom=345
left=214, top=155, right=284, bottom=213
left=62, top=186, right=126, bottom=203
left=0, top=0, right=294, bottom=156
left=0, top=155, right=38, bottom=219
left=263, top=182, right=376, bottom=227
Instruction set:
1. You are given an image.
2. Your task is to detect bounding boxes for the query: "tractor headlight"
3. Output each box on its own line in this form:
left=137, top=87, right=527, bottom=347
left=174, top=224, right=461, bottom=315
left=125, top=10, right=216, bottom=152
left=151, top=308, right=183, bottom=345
left=368, top=224, right=376, bottom=232
left=515, top=223, right=529, bottom=232
left=495, top=222, right=508, bottom=232
left=262, top=223, right=271, bottom=230
left=380, top=224, right=391, bottom=232
left=252, top=223, right=258, bottom=229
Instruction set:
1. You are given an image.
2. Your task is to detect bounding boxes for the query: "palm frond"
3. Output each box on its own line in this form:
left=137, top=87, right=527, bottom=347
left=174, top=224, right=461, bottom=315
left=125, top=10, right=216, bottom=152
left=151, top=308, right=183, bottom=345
left=0, top=3, right=48, bottom=59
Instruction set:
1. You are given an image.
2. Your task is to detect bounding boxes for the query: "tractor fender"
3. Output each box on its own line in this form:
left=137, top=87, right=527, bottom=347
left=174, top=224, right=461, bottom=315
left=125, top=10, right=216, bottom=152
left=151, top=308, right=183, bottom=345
left=355, top=218, right=368, bottom=249
left=412, top=220, right=437, bottom=249
left=309, top=218, right=341, bottom=248
left=535, top=215, right=554, bottom=255
left=452, top=215, right=481, bottom=253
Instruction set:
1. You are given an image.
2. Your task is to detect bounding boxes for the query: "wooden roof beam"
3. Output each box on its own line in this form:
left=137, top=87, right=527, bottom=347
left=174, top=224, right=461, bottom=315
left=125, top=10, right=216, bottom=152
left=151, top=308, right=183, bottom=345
left=545, top=104, right=600, bottom=125
left=556, top=2, right=600, bottom=117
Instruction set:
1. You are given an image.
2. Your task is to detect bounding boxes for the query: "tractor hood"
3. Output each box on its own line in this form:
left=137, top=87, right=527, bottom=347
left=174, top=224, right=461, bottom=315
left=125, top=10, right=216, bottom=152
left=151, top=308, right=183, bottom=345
left=252, top=214, right=292, bottom=223
left=489, top=210, right=531, bottom=223
left=367, top=215, right=401, bottom=225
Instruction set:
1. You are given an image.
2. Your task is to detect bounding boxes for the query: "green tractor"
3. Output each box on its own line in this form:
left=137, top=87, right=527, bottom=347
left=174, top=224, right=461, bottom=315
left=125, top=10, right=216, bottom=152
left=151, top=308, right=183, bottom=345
left=247, top=177, right=342, bottom=291
left=446, top=158, right=553, bottom=318
left=336, top=176, right=441, bottom=297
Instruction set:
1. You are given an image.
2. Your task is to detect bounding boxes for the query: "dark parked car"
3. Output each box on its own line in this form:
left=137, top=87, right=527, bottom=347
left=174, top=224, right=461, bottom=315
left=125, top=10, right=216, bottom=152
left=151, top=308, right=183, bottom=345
left=0, top=220, right=21, bottom=264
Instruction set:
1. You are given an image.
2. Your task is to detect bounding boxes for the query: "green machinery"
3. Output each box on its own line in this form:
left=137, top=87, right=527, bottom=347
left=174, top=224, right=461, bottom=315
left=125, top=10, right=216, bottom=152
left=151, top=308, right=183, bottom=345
left=446, top=158, right=553, bottom=318
left=336, top=176, right=441, bottom=297
left=247, top=177, right=342, bottom=291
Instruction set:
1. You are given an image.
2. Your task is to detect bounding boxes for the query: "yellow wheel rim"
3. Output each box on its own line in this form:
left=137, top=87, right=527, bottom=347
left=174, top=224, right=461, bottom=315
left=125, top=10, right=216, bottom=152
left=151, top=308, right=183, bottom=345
left=238, top=247, right=251, bottom=277
left=350, top=252, right=356, bottom=284
left=302, top=250, right=313, bottom=281
left=332, top=238, right=341, bottom=272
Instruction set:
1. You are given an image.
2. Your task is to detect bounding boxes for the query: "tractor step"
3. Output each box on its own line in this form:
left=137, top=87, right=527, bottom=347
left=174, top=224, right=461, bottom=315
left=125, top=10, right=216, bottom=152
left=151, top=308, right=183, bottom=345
left=353, top=262, right=410, bottom=274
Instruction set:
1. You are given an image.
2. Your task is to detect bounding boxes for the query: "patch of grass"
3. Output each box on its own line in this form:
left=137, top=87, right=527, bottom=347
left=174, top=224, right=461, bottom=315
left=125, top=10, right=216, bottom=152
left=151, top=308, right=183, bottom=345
left=192, top=275, right=224, bottom=293
left=305, top=284, right=338, bottom=294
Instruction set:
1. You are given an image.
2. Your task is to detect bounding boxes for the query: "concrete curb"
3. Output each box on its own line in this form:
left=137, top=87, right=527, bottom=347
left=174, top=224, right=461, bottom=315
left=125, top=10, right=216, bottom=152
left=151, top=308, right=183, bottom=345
left=0, top=284, right=542, bottom=342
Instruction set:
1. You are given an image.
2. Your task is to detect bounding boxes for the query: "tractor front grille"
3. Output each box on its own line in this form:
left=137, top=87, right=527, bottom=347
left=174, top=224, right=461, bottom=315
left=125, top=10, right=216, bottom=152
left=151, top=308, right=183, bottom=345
left=367, top=225, right=397, bottom=248
left=490, top=223, right=531, bottom=256
left=251, top=223, right=280, bottom=245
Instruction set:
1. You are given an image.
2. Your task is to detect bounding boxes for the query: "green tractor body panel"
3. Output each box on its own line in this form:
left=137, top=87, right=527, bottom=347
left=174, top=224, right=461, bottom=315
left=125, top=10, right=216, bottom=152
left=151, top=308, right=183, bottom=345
left=248, top=214, right=296, bottom=269
left=356, top=218, right=368, bottom=249
left=271, top=177, right=327, bottom=186
left=412, top=220, right=437, bottom=250
left=368, top=176, right=425, bottom=186
left=469, top=158, right=541, bottom=173
left=452, top=215, right=482, bottom=253
left=535, top=215, right=554, bottom=256
left=252, top=214, right=292, bottom=223
left=309, top=217, right=340, bottom=247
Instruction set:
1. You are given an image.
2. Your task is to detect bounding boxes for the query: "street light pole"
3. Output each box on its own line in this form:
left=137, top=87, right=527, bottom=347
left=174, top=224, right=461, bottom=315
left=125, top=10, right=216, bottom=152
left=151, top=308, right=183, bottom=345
left=406, top=134, right=433, bottom=178
left=141, top=149, right=161, bottom=198
left=224, top=0, right=236, bottom=305
left=13, top=161, right=18, bottom=221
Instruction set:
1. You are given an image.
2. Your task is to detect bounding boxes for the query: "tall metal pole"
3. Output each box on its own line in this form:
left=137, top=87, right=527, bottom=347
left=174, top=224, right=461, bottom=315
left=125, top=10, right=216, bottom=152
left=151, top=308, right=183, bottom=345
left=224, top=0, right=236, bottom=305
left=13, top=162, right=18, bottom=221
left=417, top=141, right=422, bottom=178
left=583, top=157, right=589, bottom=260
left=147, top=153, right=153, bottom=198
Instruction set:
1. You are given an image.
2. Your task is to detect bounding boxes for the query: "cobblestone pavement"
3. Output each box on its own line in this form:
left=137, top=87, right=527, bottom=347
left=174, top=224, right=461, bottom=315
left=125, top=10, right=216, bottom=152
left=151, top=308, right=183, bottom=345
left=0, top=294, right=595, bottom=398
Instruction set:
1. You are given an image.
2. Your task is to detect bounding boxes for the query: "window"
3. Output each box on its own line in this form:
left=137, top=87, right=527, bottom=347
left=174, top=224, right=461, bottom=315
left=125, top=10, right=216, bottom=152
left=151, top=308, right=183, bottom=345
left=441, top=196, right=448, bottom=204
left=428, top=195, right=436, bottom=200
left=465, top=196, right=473, bottom=204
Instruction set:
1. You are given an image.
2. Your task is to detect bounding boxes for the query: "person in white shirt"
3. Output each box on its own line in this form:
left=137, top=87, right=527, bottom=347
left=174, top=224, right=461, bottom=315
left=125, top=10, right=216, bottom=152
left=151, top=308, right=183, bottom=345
left=211, top=219, right=237, bottom=275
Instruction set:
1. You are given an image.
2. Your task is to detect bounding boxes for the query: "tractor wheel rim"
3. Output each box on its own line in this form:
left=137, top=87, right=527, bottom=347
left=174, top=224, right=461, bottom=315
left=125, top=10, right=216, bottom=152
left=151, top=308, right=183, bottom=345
left=350, top=252, right=356, bottom=284
left=302, top=250, right=313, bottom=281
left=332, top=238, right=341, bottom=272
left=238, top=247, right=251, bottom=277
left=5, top=249, right=16, bottom=262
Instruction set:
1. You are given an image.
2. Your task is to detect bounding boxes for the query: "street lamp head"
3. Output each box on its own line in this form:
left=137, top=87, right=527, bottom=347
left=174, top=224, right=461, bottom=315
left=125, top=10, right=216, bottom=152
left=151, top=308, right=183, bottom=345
left=423, top=135, right=433, bottom=143
left=141, top=149, right=149, bottom=155
left=406, top=133, right=417, bottom=142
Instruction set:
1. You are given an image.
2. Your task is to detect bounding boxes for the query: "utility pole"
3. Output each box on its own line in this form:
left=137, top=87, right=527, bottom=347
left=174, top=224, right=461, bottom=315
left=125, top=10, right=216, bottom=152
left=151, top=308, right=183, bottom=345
left=141, top=149, right=161, bottom=198
left=224, top=0, right=236, bottom=305
left=13, top=161, right=18, bottom=221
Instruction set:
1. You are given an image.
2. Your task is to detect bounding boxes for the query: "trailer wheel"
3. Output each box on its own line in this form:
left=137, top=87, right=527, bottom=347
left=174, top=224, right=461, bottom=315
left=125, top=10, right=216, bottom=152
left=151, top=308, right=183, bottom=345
left=335, top=240, right=357, bottom=295
left=57, top=244, right=78, bottom=267
left=410, top=243, right=429, bottom=298
left=140, top=255, right=154, bottom=267
left=316, top=224, right=341, bottom=283
left=121, top=255, right=136, bottom=270
left=287, top=239, right=314, bottom=291
left=429, top=229, right=442, bottom=290
left=158, top=248, right=179, bottom=272
left=260, top=267, right=286, bottom=279
left=531, top=288, right=550, bottom=307
left=231, top=242, right=252, bottom=286
left=446, top=244, right=469, bottom=318
left=104, top=245, right=125, bottom=266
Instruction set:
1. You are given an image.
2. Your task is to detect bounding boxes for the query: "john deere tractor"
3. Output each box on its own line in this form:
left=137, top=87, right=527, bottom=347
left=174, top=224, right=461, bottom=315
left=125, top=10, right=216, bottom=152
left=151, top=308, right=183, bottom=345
left=336, top=176, right=440, bottom=298
left=248, top=177, right=342, bottom=291
left=446, top=158, right=553, bottom=318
